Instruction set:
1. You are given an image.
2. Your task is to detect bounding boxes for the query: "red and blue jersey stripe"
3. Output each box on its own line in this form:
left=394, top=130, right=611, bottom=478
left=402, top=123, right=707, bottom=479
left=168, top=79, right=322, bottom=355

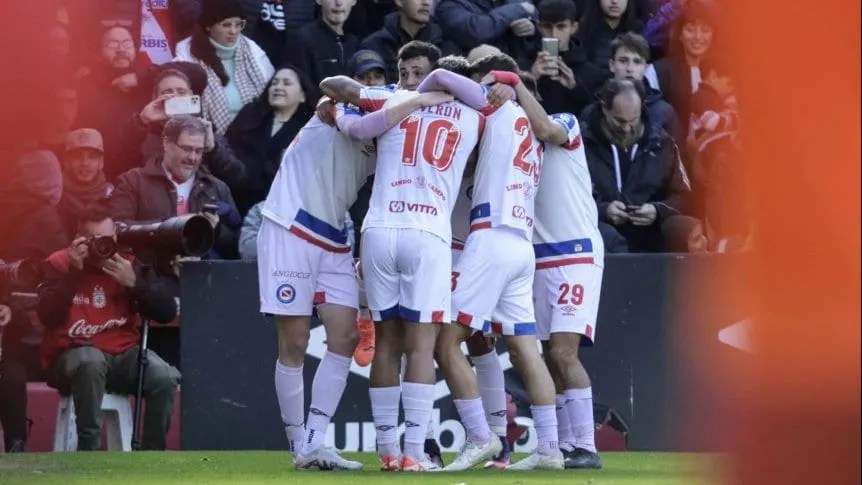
left=289, top=209, right=351, bottom=253
left=469, top=202, right=492, bottom=231
left=534, top=238, right=595, bottom=269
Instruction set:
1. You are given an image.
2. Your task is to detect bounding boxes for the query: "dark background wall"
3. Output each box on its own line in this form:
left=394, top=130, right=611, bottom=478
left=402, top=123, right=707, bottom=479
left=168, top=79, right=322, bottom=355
left=179, top=255, right=749, bottom=451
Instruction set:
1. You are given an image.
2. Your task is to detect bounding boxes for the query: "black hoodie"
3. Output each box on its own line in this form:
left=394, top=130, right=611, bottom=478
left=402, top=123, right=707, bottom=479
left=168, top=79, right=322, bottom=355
left=360, top=12, right=462, bottom=84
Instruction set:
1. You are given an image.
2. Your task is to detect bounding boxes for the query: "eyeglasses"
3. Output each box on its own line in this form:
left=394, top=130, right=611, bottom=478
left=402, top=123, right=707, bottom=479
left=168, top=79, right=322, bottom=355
left=105, top=40, right=134, bottom=50
left=217, top=19, right=247, bottom=31
left=171, top=141, right=205, bottom=156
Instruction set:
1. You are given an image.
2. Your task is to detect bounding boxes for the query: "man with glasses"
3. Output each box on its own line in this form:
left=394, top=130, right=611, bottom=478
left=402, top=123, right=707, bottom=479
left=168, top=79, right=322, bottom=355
left=78, top=26, right=150, bottom=180
left=109, top=115, right=241, bottom=261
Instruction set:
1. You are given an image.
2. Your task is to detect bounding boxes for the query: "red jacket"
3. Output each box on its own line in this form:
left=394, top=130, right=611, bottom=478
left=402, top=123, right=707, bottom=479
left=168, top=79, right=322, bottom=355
left=38, top=249, right=177, bottom=369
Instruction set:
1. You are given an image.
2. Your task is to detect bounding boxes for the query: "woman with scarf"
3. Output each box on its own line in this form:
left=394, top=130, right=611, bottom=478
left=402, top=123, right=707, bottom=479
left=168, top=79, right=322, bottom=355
left=57, top=129, right=115, bottom=238
left=173, top=0, right=275, bottom=135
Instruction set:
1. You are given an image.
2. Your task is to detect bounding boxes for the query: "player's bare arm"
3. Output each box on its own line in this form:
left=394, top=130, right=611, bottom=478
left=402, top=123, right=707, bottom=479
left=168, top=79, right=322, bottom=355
left=319, top=75, right=364, bottom=106
left=483, top=71, right=568, bottom=146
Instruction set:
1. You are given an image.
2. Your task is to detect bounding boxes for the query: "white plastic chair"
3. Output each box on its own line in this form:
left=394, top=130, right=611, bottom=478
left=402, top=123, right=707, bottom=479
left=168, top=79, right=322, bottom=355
left=53, top=393, right=133, bottom=451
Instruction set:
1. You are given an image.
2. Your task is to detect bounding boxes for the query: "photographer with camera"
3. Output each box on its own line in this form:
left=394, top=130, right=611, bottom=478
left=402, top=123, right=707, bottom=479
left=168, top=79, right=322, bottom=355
left=37, top=202, right=180, bottom=451
left=110, top=115, right=240, bottom=261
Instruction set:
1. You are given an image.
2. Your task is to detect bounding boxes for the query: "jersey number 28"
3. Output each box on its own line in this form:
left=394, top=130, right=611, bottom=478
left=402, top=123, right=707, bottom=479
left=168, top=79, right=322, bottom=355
left=400, top=117, right=462, bottom=171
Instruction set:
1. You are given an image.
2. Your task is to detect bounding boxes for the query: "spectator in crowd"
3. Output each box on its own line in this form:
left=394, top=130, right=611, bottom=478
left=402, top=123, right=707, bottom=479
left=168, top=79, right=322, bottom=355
left=123, top=66, right=248, bottom=194
left=41, top=87, right=80, bottom=158
left=583, top=32, right=682, bottom=145
left=581, top=79, right=695, bottom=252
left=651, top=0, right=718, bottom=142
left=248, top=0, right=320, bottom=66
left=578, top=0, right=643, bottom=75
left=687, top=78, right=746, bottom=252
left=37, top=202, right=180, bottom=450
left=225, top=65, right=315, bottom=215
left=77, top=27, right=150, bottom=180
left=110, top=115, right=241, bottom=260
left=67, top=0, right=201, bottom=66
left=0, top=302, right=27, bottom=452
left=174, top=0, right=275, bottom=134
left=360, top=0, right=460, bottom=83
left=641, top=0, right=715, bottom=59
left=283, top=0, right=360, bottom=94
left=0, top=151, right=68, bottom=261
left=58, top=129, right=115, bottom=238
left=530, top=0, right=605, bottom=116
left=435, top=0, right=539, bottom=68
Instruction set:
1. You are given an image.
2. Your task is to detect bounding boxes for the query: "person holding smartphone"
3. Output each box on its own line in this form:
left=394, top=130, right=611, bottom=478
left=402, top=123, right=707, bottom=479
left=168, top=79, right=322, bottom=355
left=531, top=0, right=606, bottom=115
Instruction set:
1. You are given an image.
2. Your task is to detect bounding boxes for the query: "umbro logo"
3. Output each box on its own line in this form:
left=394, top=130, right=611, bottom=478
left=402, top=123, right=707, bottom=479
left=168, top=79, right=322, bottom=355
left=375, top=425, right=395, bottom=431
left=490, top=410, right=507, bottom=418
left=405, top=420, right=420, bottom=428
left=309, top=407, right=329, bottom=417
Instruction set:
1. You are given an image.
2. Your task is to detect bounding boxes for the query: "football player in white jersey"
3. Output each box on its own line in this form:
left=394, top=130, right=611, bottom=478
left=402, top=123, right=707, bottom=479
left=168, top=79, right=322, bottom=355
left=257, top=73, right=453, bottom=470
left=424, top=54, right=564, bottom=471
left=323, top=42, right=484, bottom=472
left=485, top=70, right=605, bottom=469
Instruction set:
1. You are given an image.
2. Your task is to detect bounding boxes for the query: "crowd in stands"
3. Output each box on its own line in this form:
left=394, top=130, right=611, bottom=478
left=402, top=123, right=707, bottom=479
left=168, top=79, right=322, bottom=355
left=0, top=0, right=745, bottom=453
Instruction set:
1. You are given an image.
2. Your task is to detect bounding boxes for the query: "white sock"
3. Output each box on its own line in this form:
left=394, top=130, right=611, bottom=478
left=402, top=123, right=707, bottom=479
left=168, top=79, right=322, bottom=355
left=370, top=386, right=401, bottom=457
left=274, top=361, right=305, bottom=453
left=426, top=414, right=435, bottom=440
left=556, top=395, right=576, bottom=451
left=472, top=351, right=507, bottom=438
left=401, top=382, right=434, bottom=459
left=301, top=351, right=351, bottom=454
left=565, top=387, right=597, bottom=453
left=531, top=404, right=559, bottom=455
left=454, top=398, right=492, bottom=443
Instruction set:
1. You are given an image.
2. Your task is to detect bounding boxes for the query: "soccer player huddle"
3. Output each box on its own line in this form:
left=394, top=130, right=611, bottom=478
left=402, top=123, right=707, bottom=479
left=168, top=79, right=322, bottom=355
left=256, top=40, right=604, bottom=472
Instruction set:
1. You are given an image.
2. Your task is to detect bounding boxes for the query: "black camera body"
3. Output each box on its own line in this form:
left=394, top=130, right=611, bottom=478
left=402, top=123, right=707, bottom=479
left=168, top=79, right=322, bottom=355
left=84, top=235, right=118, bottom=260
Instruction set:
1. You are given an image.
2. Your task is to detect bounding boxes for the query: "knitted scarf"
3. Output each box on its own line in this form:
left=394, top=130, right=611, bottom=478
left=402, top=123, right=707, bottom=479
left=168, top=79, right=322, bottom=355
left=201, top=36, right=268, bottom=135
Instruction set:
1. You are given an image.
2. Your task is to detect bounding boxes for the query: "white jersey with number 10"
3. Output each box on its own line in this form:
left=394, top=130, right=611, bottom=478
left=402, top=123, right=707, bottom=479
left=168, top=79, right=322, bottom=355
left=469, top=102, right=543, bottom=240
left=362, top=90, right=483, bottom=244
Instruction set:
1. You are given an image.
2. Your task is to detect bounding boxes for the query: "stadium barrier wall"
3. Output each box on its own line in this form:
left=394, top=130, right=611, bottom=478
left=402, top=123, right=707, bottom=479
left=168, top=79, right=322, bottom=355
left=180, top=254, right=748, bottom=451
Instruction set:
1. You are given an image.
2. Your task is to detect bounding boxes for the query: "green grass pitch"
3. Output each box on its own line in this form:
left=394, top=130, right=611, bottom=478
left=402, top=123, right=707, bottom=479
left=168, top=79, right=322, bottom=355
left=0, top=451, right=720, bottom=484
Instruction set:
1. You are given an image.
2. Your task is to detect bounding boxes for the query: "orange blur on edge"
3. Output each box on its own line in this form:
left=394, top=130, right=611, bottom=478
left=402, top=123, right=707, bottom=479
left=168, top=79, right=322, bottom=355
left=705, top=0, right=861, bottom=484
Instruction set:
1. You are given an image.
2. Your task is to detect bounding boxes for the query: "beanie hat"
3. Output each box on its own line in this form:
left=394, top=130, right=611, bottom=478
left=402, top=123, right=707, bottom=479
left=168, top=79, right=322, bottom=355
left=199, top=0, right=245, bottom=28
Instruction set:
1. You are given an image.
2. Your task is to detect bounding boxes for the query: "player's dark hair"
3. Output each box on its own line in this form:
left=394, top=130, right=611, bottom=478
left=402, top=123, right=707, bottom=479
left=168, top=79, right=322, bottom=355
left=468, top=53, right=519, bottom=78
left=436, top=55, right=471, bottom=77
left=598, top=78, right=646, bottom=110
left=538, top=0, right=578, bottom=23
left=397, top=41, right=441, bottom=66
left=611, top=32, right=651, bottom=62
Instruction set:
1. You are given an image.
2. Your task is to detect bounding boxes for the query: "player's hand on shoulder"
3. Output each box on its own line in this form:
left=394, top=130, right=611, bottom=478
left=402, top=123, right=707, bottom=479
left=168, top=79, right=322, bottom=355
left=316, top=96, right=337, bottom=126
